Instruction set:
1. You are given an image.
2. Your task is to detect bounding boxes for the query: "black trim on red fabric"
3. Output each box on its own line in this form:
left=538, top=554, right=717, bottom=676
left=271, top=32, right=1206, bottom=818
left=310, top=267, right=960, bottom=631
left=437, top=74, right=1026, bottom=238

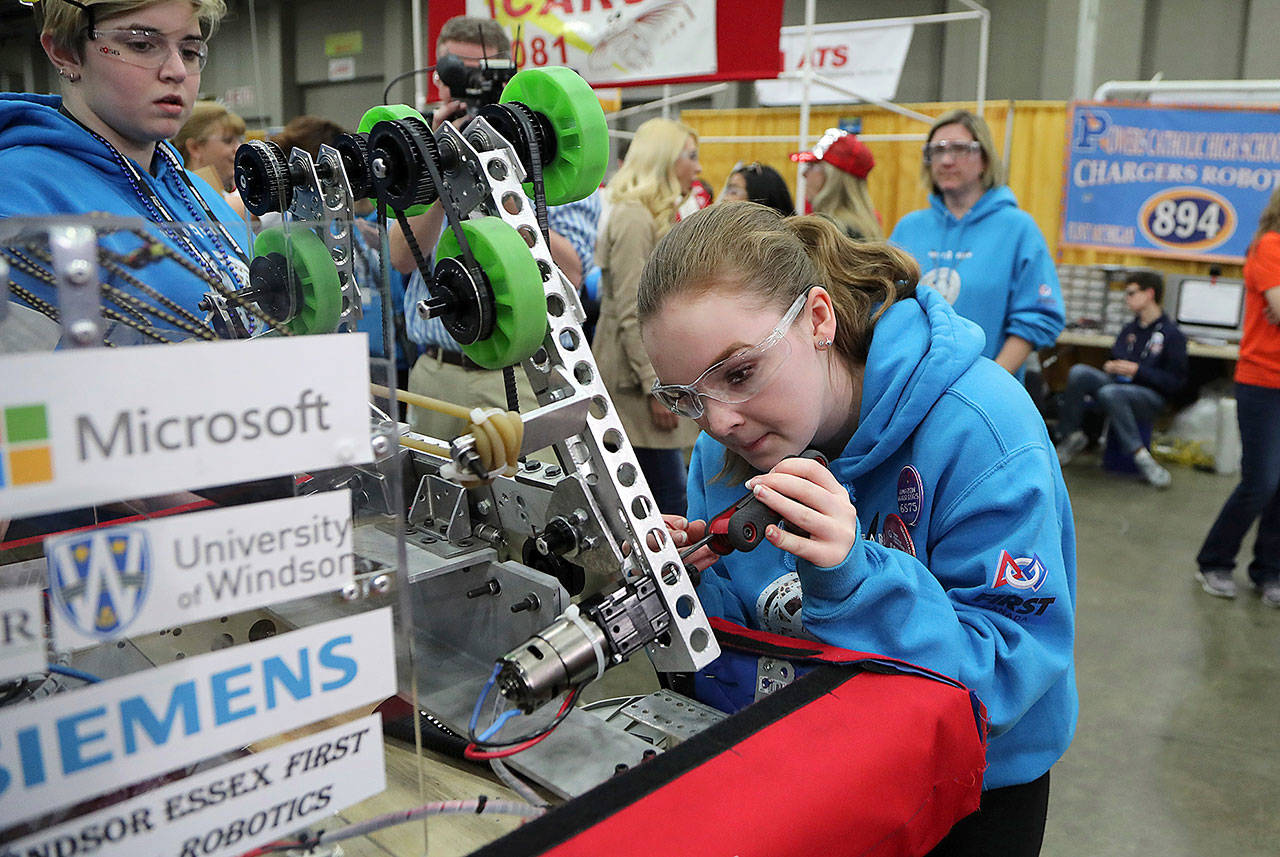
left=467, top=665, right=852, bottom=857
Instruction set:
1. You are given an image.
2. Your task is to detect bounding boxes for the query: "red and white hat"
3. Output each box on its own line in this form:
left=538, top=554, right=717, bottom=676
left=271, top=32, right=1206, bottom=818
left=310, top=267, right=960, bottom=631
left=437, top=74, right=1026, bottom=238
left=790, top=128, right=875, bottom=179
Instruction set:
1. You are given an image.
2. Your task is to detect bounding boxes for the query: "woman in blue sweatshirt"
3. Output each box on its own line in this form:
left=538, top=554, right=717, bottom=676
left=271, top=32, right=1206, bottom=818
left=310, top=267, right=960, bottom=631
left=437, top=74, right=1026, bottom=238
left=639, top=202, right=1077, bottom=856
left=890, top=109, right=1064, bottom=376
left=1, top=0, right=250, bottom=344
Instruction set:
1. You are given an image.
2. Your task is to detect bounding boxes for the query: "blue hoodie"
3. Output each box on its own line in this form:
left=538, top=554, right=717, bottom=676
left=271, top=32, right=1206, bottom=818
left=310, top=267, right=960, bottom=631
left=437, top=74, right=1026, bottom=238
left=890, top=186, right=1065, bottom=365
left=0, top=93, right=251, bottom=339
left=686, top=286, right=1077, bottom=789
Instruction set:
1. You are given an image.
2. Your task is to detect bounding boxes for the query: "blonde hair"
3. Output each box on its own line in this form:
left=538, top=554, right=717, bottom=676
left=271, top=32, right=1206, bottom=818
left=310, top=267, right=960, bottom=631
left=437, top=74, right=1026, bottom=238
left=638, top=202, right=917, bottom=478
left=37, top=0, right=228, bottom=57
left=606, top=117, right=696, bottom=236
left=921, top=108, right=1005, bottom=195
left=173, top=100, right=245, bottom=159
left=810, top=166, right=883, bottom=240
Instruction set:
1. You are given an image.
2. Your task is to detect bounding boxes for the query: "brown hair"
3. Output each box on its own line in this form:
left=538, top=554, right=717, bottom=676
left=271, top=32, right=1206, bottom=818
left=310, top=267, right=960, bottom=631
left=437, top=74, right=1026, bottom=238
left=1254, top=185, right=1280, bottom=246
left=270, top=115, right=346, bottom=159
left=639, top=201, right=917, bottom=364
left=37, top=0, right=227, bottom=58
left=921, top=108, right=1005, bottom=195
left=437, top=15, right=510, bottom=57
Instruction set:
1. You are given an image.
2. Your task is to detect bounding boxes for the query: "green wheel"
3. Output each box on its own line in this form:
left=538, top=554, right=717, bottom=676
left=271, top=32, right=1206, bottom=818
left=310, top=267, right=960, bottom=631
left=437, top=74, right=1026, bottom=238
left=500, top=67, right=608, bottom=206
left=358, top=104, right=433, bottom=217
left=435, top=218, right=547, bottom=369
left=253, top=227, right=343, bottom=335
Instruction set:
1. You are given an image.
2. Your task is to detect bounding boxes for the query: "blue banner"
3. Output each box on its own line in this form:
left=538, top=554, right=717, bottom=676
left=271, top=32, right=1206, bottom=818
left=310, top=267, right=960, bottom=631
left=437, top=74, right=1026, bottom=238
left=1062, top=102, right=1280, bottom=262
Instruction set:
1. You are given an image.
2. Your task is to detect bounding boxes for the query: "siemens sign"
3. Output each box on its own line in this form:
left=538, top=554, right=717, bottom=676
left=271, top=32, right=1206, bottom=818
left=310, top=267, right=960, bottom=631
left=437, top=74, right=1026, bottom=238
left=0, top=608, right=395, bottom=829
left=0, top=335, right=373, bottom=520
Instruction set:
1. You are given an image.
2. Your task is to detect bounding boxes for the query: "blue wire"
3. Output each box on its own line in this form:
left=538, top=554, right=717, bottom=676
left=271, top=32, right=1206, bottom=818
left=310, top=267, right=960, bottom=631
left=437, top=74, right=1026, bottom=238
left=470, top=663, right=501, bottom=738
left=477, top=708, right=522, bottom=743
left=49, top=664, right=101, bottom=684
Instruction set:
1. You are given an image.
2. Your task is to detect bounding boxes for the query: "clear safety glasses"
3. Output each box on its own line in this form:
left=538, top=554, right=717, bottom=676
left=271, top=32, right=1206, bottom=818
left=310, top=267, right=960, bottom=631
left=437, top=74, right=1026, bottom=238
left=88, top=28, right=209, bottom=73
left=651, top=290, right=810, bottom=419
left=922, top=140, right=983, bottom=164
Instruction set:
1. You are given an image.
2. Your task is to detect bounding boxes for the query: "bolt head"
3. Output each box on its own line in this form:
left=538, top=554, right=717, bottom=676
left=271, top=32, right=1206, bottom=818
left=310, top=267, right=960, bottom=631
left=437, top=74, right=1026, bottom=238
left=66, top=258, right=93, bottom=285
left=68, top=319, right=98, bottom=344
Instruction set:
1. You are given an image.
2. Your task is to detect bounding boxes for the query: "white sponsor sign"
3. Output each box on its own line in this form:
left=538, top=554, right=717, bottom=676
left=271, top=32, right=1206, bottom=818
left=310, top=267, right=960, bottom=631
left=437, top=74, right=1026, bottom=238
left=756, top=20, right=914, bottom=105
left=3, top=714, right=385, bottom=857
left=469, top=0, right=717, bottom=86
left=46, top=491, right=355, bottom=651
left=328, top=57, right=356, bottom=81
left=0, top=334, right=373, bottom=520
left=0, top=608, right=395, bottom=828
left=0, top=586, right=45, bottom=682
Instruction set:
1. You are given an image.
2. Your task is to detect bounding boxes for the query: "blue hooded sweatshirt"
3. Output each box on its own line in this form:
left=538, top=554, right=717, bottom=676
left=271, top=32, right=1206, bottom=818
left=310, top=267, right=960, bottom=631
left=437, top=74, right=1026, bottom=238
left=0, top=93, right=251, bottom=339
left=890, top=186, right=1065, bottom=365
left=686, top=286, right=1077, bottom=790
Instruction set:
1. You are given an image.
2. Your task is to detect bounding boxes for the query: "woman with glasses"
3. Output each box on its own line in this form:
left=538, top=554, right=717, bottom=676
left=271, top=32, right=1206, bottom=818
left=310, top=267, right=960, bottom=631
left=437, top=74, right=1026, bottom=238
left=1, top=0, right=250, bottom=343
left=718, top=162, right=794, bottom=217
left=890, top=110, right=1063, bottom=376
left=639, top=201, right=1076, bottom=856
left=595, top=117, right=702, bottom=515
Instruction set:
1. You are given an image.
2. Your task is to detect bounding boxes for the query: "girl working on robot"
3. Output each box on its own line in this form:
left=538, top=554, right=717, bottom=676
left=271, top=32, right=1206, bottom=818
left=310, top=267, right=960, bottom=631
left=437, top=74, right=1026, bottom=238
left=638, top=202, right=1077, bottom=856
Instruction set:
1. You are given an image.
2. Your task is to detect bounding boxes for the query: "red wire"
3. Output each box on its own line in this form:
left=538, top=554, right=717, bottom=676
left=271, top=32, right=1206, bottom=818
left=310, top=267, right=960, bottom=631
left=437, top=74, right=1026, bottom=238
left=0, top=498, right=215, bottom=550
left=463, top=688, right=577, bottom=761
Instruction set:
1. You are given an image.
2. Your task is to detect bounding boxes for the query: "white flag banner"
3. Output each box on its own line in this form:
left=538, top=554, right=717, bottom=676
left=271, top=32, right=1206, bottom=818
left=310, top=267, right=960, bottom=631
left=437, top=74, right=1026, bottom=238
left=756, top=20, right=914, bottom=106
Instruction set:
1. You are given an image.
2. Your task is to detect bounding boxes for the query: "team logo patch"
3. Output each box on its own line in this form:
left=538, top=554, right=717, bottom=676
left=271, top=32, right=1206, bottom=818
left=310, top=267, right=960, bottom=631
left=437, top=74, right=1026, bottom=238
left=882, top=513, right=916, bottom=557
left=992, top=550, right=1048, bottom=592
left=897, top=465, right=924, bottom=526
left=47, top=526, right=152, bottom=639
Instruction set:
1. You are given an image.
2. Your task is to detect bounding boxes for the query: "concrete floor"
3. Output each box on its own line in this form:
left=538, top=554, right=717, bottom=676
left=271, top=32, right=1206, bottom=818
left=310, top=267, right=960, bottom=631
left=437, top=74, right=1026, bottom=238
left=1043, top=457, right=1280, bottom=857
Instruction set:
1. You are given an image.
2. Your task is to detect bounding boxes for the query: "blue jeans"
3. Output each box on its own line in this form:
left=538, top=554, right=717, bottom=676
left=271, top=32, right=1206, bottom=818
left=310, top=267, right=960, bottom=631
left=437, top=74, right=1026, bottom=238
left=634, top=447, right=688, bottom=518
left=1197, top=383, right=1280, bottom=584
left=1057, top=364, right=1166, bottom=454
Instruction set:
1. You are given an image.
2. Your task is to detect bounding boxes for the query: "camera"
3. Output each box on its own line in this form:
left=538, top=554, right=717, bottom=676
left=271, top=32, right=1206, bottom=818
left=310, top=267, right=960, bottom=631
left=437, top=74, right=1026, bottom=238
left=435, top=52, right=517, bottom=113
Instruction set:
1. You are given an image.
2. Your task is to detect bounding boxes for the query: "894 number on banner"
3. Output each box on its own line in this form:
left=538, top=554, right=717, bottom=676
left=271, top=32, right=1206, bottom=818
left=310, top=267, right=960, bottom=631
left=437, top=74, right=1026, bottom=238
left=1138, top=187, right=1237, bottom=254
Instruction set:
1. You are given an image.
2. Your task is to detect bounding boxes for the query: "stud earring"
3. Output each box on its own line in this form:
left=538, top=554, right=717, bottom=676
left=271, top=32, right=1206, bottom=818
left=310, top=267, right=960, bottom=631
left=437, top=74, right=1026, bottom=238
left=58, top=68, right=80, bottom=83
left=815, top=337, right=831, bottom=350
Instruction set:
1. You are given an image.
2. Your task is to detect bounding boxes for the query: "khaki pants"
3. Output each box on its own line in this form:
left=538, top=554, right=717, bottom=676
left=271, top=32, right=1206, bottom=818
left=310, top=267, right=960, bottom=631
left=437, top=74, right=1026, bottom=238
left=406, top=353, right=555, bottom=463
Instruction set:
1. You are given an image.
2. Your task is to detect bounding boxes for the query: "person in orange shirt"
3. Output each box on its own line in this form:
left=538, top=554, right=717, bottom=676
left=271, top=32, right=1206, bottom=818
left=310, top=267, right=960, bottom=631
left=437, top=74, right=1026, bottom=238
left=1195, top=188, right=1280, bottom=604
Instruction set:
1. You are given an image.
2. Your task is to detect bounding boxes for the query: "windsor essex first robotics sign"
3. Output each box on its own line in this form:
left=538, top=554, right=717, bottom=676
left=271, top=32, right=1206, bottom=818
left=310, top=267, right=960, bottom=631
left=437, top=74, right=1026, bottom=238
left=1062, top=102, right=1280, bottom=263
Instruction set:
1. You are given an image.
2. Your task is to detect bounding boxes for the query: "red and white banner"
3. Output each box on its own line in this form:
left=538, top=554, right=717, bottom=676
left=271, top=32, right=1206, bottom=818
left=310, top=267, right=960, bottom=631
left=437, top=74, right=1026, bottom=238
left=430, top=0, right=783, bottom=92
left=756, top=20, right=914, bottom=106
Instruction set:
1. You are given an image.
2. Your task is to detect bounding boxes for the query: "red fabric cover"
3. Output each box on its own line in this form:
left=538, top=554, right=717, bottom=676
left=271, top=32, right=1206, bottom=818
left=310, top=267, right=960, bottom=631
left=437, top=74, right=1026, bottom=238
left=539, top=621, right=986, bottom=857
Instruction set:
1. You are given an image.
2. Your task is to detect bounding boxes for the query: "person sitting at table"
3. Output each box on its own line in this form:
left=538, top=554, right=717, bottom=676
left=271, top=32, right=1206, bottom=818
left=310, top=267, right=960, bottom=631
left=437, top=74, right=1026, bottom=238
left=1054, top=271, right=1188, bottom=488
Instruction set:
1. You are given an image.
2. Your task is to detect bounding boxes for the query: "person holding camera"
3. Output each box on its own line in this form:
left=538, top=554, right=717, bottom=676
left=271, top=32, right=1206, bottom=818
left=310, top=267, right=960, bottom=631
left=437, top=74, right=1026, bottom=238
left=392, top=17, right=592, bottom=444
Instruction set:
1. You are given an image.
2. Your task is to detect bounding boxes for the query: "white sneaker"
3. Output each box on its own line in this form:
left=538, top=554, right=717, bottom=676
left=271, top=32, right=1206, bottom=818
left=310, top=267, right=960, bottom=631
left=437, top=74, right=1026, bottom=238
left=1196, top=569, right=1237, bottom=598
left=1133, top=448, right=1171, bottom=488
left=1056, top=431, right=1088, bottom=466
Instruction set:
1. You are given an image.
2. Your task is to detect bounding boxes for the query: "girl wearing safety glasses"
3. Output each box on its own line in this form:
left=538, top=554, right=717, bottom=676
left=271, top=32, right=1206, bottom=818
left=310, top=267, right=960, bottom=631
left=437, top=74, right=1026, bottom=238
left=890, top=110, right=1064, bottom=378
left=640, top=201, right=1077, bottom=857
left=2, top=0, right=251, bottom=342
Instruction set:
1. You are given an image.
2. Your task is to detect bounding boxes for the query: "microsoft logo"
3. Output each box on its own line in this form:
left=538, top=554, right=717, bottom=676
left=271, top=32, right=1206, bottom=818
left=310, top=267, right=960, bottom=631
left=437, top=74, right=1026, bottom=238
left=1, top=403, right=54, bottom=487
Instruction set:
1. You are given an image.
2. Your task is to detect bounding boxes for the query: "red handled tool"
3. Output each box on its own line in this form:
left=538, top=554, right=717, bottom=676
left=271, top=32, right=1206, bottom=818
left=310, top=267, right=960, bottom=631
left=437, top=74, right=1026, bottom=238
left=679, top=450, right=828, bottom=561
